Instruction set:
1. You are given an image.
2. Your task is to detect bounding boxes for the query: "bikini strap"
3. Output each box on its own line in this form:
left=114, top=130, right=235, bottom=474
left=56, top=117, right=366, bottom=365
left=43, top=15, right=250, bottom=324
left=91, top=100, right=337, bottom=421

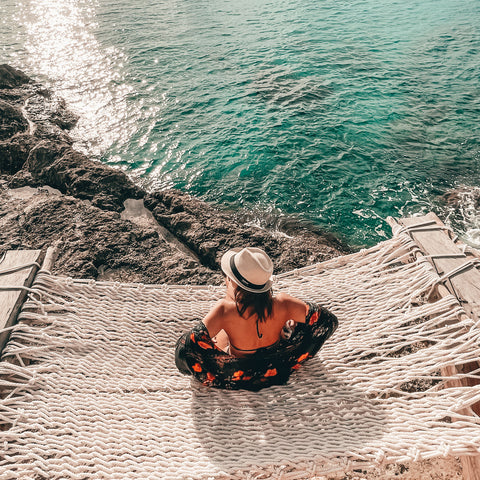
left=256, top=318, right=263, bottom=339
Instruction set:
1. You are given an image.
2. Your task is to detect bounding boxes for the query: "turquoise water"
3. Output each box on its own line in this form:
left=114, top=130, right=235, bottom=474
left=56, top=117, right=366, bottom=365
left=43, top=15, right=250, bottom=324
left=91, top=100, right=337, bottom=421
left=1, top=0, right=480, bottom=246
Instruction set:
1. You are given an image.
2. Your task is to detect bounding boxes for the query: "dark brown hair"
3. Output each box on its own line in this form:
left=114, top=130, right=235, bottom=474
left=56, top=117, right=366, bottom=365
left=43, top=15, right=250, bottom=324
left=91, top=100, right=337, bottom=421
left=234, top=285, right=273, bottom=323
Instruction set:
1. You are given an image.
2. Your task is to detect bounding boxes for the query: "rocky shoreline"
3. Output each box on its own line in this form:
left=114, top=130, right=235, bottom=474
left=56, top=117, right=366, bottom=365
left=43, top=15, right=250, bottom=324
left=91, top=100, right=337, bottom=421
left=0, top=64, right=348, bottom=284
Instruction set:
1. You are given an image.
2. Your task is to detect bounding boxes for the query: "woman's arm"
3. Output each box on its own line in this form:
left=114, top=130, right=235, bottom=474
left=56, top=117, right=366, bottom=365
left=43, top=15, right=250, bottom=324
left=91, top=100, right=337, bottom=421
left=202, top=300, right=227, bottom=338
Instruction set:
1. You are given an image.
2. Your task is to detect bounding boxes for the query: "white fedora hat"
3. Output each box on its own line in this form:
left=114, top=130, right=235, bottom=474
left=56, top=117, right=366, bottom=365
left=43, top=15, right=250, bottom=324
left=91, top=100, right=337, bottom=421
left=221, top=247, right=273, bottom=293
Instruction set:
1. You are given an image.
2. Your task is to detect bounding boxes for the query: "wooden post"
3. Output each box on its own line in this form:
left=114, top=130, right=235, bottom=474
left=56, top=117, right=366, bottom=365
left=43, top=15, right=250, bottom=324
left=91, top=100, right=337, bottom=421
left=0, top=250, right=44, bottom=356
left=41, top=245, right=58, bottom=273
left=387, top=213, right=480, bottom=480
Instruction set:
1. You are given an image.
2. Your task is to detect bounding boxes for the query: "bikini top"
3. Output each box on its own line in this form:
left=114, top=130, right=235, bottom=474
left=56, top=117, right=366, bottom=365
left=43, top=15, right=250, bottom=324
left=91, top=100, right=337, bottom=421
left=229, top=340, right=278, bottom=353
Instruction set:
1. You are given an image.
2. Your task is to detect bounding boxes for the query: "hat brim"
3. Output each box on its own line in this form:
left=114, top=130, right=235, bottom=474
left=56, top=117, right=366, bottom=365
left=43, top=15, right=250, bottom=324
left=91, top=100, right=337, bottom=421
left=220, top=249, right=273, bottom=294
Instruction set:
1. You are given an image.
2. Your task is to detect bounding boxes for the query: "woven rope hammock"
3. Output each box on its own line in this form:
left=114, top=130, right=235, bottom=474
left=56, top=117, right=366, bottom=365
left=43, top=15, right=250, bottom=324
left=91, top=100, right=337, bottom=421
left=1, top=228, right=480, bottom=479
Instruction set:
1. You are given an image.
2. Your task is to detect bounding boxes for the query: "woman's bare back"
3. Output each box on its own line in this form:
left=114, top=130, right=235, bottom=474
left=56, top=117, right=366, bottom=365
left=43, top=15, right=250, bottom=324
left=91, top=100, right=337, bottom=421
left=210, top=292, right=309, bottom=355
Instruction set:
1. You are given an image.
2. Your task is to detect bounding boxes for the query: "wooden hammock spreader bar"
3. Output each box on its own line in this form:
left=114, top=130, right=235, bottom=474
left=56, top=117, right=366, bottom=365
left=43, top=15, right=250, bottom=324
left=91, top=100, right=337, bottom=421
left=387, top=212, right=480, bottom=480
left=0, top=249, right=46, bottom=357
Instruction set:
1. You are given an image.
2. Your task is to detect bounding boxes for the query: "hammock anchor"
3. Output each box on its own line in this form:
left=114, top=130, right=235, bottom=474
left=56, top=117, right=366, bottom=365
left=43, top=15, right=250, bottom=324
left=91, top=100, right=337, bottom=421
left=387, top=212, right=480, bottom=480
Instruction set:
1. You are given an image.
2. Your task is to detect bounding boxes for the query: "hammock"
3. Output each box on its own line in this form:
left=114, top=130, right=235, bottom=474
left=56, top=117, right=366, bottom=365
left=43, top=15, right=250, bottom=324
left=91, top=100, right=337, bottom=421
left=1, top=228, right=480, bottom=479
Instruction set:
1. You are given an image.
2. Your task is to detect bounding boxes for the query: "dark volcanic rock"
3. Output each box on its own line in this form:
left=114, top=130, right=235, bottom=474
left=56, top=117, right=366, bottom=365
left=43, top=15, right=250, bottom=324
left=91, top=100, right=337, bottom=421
left=23, top=142, right=143, bottom=210
left=145, top=189, right=348, bottom=274
left=440, top=187, right=480, bottom=210
left=24, top=89, right=79, bottom=135
left=0, top=64, right=31, bottom=89
left=24, top=139, right=68, bottom=174
left=49, top=98, right=79, bottom=130
left=0, top=99, right=28, bottom=140
left=7, top=170, right=37, bottom=189
left=0, top=64, right=134, bottom=210
left=0, top=133, right=37, bottom=174
left=0, top=78, right=142, bottom=211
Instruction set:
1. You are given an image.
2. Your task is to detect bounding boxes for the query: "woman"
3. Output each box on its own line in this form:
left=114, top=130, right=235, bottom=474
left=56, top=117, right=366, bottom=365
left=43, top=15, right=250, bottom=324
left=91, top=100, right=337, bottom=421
left=175, top=247, right=338, bottom=391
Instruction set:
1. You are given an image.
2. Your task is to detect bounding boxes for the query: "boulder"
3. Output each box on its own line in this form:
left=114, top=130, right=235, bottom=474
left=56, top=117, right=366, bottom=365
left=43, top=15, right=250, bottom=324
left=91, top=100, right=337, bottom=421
left=0, top=64, right=31, bottom=89
left=0, top=99, right=28, bottom=140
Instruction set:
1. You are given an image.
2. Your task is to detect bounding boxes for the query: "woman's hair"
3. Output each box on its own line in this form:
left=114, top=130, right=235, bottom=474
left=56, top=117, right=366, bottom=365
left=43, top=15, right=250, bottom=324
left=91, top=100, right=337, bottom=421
left=234, top=285, right=273, bottom=323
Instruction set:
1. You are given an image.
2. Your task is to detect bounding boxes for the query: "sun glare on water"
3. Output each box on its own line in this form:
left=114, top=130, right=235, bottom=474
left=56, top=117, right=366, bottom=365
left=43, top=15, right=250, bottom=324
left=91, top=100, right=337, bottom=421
left=17, top=0, right=134, bottom=159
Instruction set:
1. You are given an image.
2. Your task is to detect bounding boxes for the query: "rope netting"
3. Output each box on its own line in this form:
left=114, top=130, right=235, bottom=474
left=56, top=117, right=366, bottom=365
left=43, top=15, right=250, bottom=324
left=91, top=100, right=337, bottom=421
left=1, top=229, right=480, bottom=479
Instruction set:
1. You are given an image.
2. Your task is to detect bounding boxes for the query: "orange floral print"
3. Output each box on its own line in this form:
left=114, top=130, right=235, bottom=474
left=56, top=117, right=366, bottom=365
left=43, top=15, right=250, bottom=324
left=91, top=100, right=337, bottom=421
left=176, top=301, right=338, bottom=391
left=232, top=370, right=244, bottom=380
left=192, top=363, right=202, bottom=372
left=309, top=311, right=319, bottom=325
left=297, top=352, right=310, bottom=363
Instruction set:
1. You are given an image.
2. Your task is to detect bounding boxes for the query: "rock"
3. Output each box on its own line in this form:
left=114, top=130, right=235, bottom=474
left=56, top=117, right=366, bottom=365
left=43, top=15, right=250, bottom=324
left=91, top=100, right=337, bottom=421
left=0, top=64, right=31, bottom=89
left=23, top=89, right=79, bottom=138
left=7, top=170, right=37, bottom=189
left=0, top=99, right=28, bottom=140
left=49, top=98, right=79, bottom=130
left=19, top=137, right=143, bottom=212
left=440, top=187, right=480, bottom=210
left=38, top=148, right=144, bottom=211
left=0, top=134, right=37, bottom=174
left=24, top=139, right=68, bottom=174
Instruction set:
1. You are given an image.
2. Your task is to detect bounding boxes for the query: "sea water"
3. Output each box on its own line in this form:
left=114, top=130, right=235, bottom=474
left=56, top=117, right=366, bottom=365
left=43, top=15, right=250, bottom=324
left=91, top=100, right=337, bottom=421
left=1, top=0, right=479, bottom=247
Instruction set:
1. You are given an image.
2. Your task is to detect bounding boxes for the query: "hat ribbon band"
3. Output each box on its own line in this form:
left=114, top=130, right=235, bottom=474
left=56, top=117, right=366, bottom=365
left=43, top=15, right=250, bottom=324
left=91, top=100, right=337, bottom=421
left=230, top=255, right=267, bottom=291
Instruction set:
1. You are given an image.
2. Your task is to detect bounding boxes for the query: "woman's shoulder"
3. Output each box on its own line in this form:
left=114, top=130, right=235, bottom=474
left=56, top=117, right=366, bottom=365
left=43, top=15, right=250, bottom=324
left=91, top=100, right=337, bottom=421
left=209, top=298, right=237, bottom=317
left=202, top=297, right=238, bottom=336
left=274, top=292, right=305, bottom=306
left=273, top=292, right=309, bottom=322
